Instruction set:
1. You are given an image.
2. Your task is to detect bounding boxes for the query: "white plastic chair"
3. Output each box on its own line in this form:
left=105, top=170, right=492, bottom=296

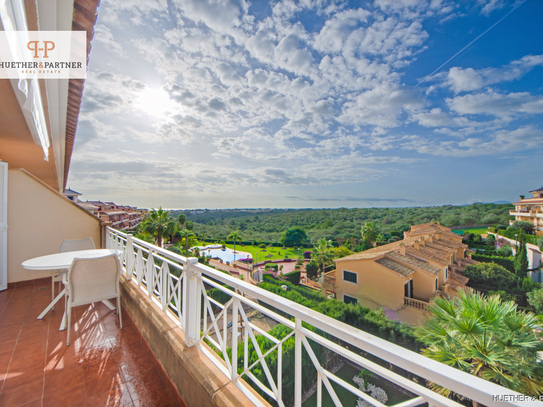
left=64, top=253, right=122, bottom=346
left=52, top=238, right=95, bottom=306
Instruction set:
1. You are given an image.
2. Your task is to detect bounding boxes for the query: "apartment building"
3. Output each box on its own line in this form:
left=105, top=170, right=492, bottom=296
left=510, top=186, right=543, bottom=236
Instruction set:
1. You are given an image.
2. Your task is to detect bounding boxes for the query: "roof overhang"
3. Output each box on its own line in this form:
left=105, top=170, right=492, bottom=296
left=0, top=0, right=99, bottom=191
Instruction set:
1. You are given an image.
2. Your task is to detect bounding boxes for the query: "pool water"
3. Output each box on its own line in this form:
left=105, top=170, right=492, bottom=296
left=192, top=245, right=252, bottom=264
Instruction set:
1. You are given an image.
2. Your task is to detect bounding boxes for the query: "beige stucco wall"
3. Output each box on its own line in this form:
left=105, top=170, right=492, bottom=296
left=7, top=169, right=102, bottom=283
left=412, top=271, right=438, bottom=301
left=334, top=258, right=408, bottom=310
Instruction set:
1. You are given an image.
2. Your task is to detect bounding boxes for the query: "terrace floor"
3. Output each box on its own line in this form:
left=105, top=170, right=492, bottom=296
left=0, top=279, right=182, bottom=407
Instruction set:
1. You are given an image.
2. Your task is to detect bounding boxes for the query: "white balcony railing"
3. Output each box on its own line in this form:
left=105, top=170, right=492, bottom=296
left=510, top=211, right=533, bottom=217
left=106, top=227, right=539, bottom=407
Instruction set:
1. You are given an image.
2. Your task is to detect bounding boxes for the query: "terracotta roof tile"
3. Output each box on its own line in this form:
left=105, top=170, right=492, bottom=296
left=386, top=252, right=441, bottom=276
left=375, top=257, right=415, bottom=277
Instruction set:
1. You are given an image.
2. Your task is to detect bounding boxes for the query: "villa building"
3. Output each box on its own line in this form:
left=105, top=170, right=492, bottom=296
left=510, top=186, right=543, bottom=236
left=324, top=223, right=474, bottom=312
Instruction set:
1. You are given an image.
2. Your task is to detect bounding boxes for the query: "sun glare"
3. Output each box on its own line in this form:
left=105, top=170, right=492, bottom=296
left=136, top=87, right=178, bottom=118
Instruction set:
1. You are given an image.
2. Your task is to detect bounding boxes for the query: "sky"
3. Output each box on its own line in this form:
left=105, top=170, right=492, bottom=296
left=67, top=0, right=543, bottom=209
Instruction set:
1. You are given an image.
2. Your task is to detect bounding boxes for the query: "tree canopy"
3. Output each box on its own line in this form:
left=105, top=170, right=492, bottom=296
left=280, top=227, right=308, bottom=247
left=416, top=289, right=543, bottom=398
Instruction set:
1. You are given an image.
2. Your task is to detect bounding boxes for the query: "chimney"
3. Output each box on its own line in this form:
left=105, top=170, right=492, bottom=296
left=420, top=236, right=426, bottom=246
left=414, top=240, right=420, bottom=250
left=428, top=234, right=433, bottom=243
left=436, top=232, right=442, bottom=240
left=399, top=243, right=406, bottom=256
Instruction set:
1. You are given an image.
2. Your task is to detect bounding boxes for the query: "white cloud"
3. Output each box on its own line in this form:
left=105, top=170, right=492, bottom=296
left=444, top=54, right=543, bottom=93
left=448, top=91, right=543, bottom=117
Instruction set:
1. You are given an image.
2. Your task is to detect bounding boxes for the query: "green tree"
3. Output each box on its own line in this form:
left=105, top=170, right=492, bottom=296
left=177, top=213, right=187, bottom=230
left=514, top=233, right=529, bottom=279
left=227, top=230, right=242, bottom=256
left=178, top=229, right=196, bottom=252
left=513, top=220, right=535, bottom=235
left=141, top=208, right=173, bottom=248
left=527, top=288, right=543, bottom=314
left=417, top=289, right=543, bottom=398
left=312, top=238, right=335, bottom=274
left=280, top=227, right=308, bottom=247
left=361, top=222, right=379, bottom=246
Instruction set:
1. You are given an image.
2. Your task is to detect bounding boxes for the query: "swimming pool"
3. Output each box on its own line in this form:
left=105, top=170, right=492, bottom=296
left=192, top=245, right=252, bottom=264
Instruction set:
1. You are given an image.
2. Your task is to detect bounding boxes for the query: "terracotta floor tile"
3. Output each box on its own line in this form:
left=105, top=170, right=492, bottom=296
left=44, top=365, right=84, bottom=396
left=18, top=399, right=43, bottom=407
left=83, top=368, right=124, bottom=398
left=42, top=382, right=86, bottom=407
left=12, top=341, right=47, bottom=360
left=129, top=383, right=177, bottom=407
left=3, top=278, right=182, bottom=407
left=86, top=383, right=133, bottom=407
left=118, top=353, right=155, bottom=383
left=0, top=379, right=43, bottom=407
left=20, top=321, right=50, bottom=338
left=2, top=363, right=44, bottom=392
left=0, top=327, right=21, bottom=343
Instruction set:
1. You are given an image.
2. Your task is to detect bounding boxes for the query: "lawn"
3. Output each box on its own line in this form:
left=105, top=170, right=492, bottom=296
left=452, top=227, right=488, bottom=235
left=223, top=243, right=307, bottom=262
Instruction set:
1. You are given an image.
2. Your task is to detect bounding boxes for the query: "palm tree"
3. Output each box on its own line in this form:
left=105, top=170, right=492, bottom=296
left=312, top=238, right=334, bottom=275
left=416, top=289, right=543, bottom=399
left=227, top=231, right=242, bottom=260
left=361, top=222, right=379, bottom=247
left=179, top=229, right=196, bottom=252
left=177, top=213, right=187, bottom=230
left=141, top=208, right=173, bottom=248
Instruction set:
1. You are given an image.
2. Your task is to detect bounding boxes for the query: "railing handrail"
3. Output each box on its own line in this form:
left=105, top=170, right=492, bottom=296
left=106, top=227, right=540, bottom=407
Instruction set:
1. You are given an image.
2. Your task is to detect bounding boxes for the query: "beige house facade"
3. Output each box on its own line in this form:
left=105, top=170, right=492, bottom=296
left=325, top=223, right=473, bottom=311
left=510, top=186, right=543, bottom=236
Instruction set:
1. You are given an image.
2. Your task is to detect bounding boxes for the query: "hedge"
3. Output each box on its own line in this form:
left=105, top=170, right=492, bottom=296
left=496, top=229, right=537, bottom=245
left=471, top=254, right=515, bottom=273
left=283, top=270, right=301, bottom=285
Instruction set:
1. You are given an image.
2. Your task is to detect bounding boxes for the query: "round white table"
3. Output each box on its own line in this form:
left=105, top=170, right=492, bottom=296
left=22, top=249, right=122, bottom=329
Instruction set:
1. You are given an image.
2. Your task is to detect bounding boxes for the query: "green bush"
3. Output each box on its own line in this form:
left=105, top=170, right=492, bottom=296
left=471, top=254, right=515, bottom=273
left=305, top=260, right=319, bottom=279
left=264, top=263, right=278, bottom=272
left=283, top=270, right=301, bottom=285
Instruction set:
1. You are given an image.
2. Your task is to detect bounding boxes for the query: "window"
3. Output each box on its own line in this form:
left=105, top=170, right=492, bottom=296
left=435, top=278, right=438, bottom=292
left=343, top=270, right=357, bottom=284
left=445, top=267, right=448, bottom=280
left=344, top=295, right=358, bottom=305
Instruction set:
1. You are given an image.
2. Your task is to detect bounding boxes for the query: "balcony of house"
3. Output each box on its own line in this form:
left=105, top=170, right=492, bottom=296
left=510, top=210, right=533, bottom=217
left=100, top=228, right=537, bottom=407
left=3, top=225, right=539, bottom=407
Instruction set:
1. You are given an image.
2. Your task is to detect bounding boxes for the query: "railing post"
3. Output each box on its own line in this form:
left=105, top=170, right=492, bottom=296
left=294, top=317, right=302, bottom=407
left=231, top=298, right=239, bottom=381
left=125, top=235, right=134, bottom=276
left=183, top=258, right=201, bottom=347
left=146, top=249, right=155, bottom=296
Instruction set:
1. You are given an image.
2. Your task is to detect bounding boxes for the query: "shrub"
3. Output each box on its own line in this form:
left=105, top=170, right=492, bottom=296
left=303, top=251, right=312, bottom=259
left=264, top=263, right=278, bottom=272
left=283, top=270, right=301, bottom=285
left=496, top=246, right=513, bottom=257
left=471, top=254, right=515, bottom=273
left=306, top=260, right=319, bottom=279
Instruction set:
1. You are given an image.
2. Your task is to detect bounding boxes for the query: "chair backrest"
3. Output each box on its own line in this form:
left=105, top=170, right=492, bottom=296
left=60, top=237, right=95, bottom=253
left=67, top=254, right=121, bottom=308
